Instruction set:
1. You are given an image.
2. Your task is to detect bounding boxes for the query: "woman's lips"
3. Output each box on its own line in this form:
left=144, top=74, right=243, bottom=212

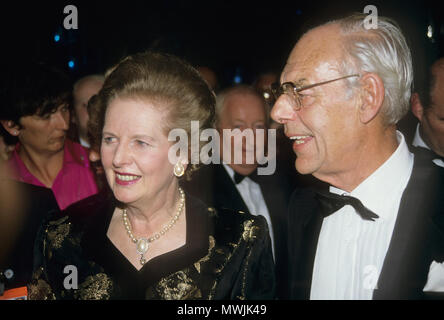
left=114, top=172, right=142, bottom=185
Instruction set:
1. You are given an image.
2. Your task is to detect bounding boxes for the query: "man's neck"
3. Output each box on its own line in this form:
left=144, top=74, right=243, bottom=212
left=228, top=163, right=257, bottom=176
left=315, top=128, right=399, bottom=193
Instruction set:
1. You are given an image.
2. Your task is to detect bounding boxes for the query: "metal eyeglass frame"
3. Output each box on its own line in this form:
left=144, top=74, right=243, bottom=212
left=271, top=74, right=360, bottom=110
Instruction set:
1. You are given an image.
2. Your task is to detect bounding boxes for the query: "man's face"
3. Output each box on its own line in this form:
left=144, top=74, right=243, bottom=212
left=421, top=64, right=444, bottom=156
left=270, top=25, right=363, bottom=179
left=73, top=78, right=103, bottom=140
left=217, top=92, right=267, bottom=174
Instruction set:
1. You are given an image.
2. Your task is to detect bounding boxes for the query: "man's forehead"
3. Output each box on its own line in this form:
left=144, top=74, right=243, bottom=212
left=281, top=25, right=343, bottom=83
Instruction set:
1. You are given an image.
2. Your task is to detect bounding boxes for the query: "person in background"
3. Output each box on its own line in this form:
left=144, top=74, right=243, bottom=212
left=410, top=57, right=444, bottom=167
left=28, top=51, right=275, bottom=300
left=0, top=133, right=15, bottom=161
left=196, top=66, right=219, bottom=93
left=71, top=74, right=105, bottom=148
left=181, top=84, right=292, bottom=297
left=271, top=14, right=444, bottom=299
left=0, top=62, right=98, bottom=210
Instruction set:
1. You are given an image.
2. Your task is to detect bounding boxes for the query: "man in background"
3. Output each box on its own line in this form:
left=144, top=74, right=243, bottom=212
left=411, top=57, right=444, bottom=167
left=71, top=74, right=104, bottom=148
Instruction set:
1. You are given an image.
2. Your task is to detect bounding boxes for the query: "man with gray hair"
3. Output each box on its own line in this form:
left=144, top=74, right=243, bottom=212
left=181, top=84, right=294, bottom=297
left=271, top=14, right=444, bottom=299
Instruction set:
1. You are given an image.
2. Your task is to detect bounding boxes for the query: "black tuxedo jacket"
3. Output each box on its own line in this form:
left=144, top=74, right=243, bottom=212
left=180, top=163, right=294, bottom=297
left=286, top=149, right=444, bottom=300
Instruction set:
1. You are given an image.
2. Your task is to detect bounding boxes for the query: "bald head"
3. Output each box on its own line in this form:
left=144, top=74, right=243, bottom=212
left=72, top=75, right=104, bottom=145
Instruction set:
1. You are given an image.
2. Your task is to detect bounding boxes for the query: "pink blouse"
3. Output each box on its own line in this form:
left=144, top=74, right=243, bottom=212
left=5, top=139, right=98, bottom=210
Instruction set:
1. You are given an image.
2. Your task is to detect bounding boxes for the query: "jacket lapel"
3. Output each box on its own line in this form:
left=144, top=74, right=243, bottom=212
left=374, top=153, right=444, bottom=299
left=287, top=188, right=324, bottom=299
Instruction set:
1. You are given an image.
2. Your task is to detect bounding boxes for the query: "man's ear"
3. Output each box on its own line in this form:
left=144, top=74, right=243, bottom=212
left=0, top=120, right=20, bottom=136
left=358, top=73, right=385, bottom=124
left=411, top=92, right=424, bottom=122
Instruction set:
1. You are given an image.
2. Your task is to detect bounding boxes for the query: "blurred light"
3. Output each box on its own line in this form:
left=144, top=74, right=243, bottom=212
left=68, top=60, right=75, bottom=69
left=54, top=34, right=60, bottom=42
left=427, top=25, right=433, bottom=39
left=296, top=9, right=302, bottom=15
left=263, top=92, right=270, bottom=99
left=234, top=75, right=242, bottom=84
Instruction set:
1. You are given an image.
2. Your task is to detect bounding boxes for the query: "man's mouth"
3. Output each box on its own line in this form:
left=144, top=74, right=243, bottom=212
left=289, top=135, right=313, bottom=145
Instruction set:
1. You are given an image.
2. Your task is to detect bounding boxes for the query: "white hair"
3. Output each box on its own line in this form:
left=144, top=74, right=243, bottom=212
left=327, top=14, right=413, bottom=125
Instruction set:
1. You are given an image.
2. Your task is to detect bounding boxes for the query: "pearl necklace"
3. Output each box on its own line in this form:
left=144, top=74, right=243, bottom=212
left=122, top=188, right=185, bottom=266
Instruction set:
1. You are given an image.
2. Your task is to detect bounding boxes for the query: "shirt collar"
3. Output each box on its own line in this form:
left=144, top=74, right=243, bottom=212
left=63, top=139, right=89, bottom=166
left=222, top=163, right=236, bottom=181
left=412, top=123, right=430, bottom=150
left=330, top=131, right=414, bottom=220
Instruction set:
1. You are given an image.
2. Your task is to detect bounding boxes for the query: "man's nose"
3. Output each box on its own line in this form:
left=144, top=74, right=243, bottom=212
left=270, top=95, right=297, bottom=124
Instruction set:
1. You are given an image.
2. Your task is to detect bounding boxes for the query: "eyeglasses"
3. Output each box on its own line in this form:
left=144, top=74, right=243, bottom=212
left=270, top=74, right=360, bottom=110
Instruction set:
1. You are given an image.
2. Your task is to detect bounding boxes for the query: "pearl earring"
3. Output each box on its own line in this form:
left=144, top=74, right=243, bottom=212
left=173, top=161, right=185, bottom=177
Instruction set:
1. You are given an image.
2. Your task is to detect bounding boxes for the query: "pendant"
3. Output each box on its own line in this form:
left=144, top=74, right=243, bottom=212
left=137, top=238, right=149, bottom=265
left=136, top=238, right=149, bottom=255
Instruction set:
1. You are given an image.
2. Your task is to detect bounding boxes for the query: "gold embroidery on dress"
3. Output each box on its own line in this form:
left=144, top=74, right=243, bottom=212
left=157, top=270, right=201, bottom=299
left=242, top=220, right=259, bottom=242
left=27, top=279, right=56, bottom=300
left=74, top=273, right=113, bottom=300
left=46, top=218, right=71, bottom=249
left=194, top=236, right=215, bottom=273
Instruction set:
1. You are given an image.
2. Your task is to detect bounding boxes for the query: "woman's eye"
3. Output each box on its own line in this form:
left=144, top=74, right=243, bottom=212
left=136, top=140, right=149, bottom=147
left=103, top=137, right=115, bottom=144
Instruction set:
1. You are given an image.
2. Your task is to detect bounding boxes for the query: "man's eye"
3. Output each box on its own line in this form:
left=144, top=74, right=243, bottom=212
left=300, top=94, right=316, bottom=107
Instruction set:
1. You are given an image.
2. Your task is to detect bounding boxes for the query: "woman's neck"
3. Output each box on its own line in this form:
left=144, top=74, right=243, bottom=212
left=123, top=184, right=182, bottom=237
left=18, top=144, right=65, bottom=188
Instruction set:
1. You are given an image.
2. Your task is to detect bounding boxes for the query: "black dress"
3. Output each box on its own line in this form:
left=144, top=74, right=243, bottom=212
left=27, top=192, right=276, bottom=300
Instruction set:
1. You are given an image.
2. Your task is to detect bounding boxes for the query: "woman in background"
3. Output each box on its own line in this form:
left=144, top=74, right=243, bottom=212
left=0, top=62, right=98, bottom=210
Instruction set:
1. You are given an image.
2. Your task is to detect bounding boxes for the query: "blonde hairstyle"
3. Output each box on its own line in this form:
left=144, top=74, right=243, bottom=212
left=88, top=51, right=216, bottom=180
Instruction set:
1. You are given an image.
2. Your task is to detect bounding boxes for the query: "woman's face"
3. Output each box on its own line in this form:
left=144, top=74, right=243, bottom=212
left=101, top=97, right=176, bottom=207
left=18, top=104, right=70, bottom=155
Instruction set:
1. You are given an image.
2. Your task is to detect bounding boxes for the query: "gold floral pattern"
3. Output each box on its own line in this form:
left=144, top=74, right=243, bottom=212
left=194, top=236, right=215, bottom=273
left=46, top=217, right=71, bottom=249
left=242, top=219, right=260, bottom=242
left=156, top=270, right=202, bottom=299
left=27, top=279, right=56, bottom=300
left=74, top=273, right=113, bottom=300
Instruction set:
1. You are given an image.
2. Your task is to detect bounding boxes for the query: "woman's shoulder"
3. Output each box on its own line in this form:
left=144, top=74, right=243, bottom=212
left=40, top=191, right=113, bottom=236
left=213, top=207, right=269, bottom=242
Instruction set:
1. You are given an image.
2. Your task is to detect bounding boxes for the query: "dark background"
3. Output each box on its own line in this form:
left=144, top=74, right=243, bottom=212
left=1, top=0, right=443, bottom=88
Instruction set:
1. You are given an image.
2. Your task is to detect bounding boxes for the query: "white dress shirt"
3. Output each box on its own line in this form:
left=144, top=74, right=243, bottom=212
left=412, top=123, right=444, bottom=167
left=310, top=131, right=444, bottom=299
left=222, top=164, right=275, bottom=259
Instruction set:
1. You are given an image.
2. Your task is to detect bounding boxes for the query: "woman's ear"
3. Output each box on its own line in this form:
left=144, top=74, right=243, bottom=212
left=0, top=120, right=20, bottom=136
left=358, top=73, right=385, bottom=124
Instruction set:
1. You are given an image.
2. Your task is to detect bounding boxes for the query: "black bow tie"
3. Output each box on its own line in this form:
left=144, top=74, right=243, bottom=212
left=315, top=190, right=379, bottom=221
left=234, top=171, right=260, bottom=184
